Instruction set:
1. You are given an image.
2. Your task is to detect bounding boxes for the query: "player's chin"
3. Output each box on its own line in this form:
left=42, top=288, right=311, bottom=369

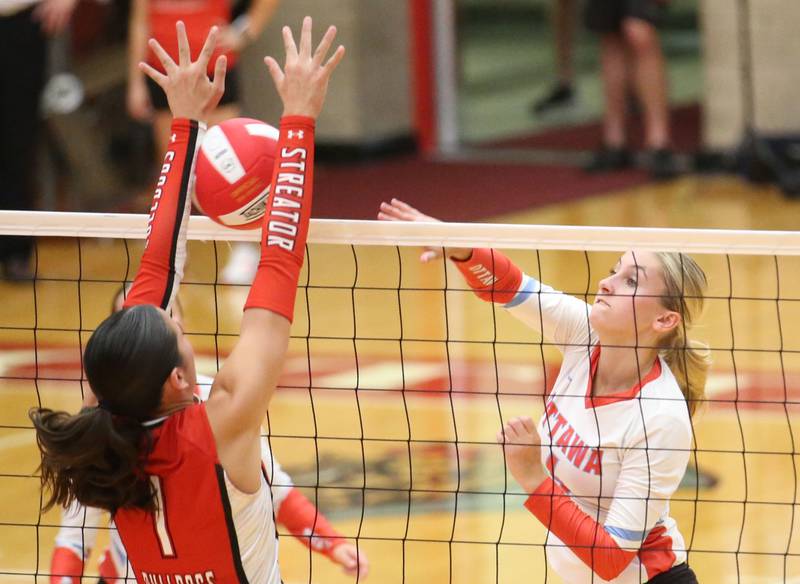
left=588, top=307, right=608, bottom=330
left=589, top=309, right=627, bottom=338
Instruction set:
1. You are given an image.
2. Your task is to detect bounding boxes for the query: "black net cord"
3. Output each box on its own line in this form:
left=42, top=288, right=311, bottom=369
left=395, top=245, right=413, bottom=584
left=349, top=244, right=367, bottom=583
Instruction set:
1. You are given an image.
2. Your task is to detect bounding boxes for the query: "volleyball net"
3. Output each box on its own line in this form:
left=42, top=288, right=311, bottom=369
left=0, top=211, right=799, bottom=583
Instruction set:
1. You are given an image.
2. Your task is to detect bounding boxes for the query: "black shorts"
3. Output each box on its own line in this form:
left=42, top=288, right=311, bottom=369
left=646, top=563, right=699, bottom=584
left=585, top=0, right=667, bottom=33
left=146, top=66, right=240, bottom=111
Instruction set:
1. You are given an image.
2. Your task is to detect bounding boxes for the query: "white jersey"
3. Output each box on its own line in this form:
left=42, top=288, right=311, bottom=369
left=506, top=275, right=693, bottom=583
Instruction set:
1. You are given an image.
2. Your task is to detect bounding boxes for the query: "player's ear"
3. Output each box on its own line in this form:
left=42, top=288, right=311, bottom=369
left=654, top=309, right=680, bottom=335
left=165, top=367, right=191, bottom=394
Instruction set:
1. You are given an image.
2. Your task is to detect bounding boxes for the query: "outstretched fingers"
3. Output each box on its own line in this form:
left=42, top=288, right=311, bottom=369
left=197, top=25, right=220, bottom=72
left=282, top=25, right=298, bottom=62
left=175, top=21, right=191, bottom=68
left=211, top=55, right=227, bottom=98
left=299, top=15, right=313, bottom=59
left=263, top=56, right=285, bottom=88
left=322, top=45, right=346, bottom=79
left=378, top=200, right=421, bottom=222
left=377, top=211, right=399, bottom=222
left=391, top=199, right=421, bottom=214
left=313, top=25, right=338, bottom=67
left=377, top=202, right=403, bottom=220
left=139, top=61, right=168, bottom=87
left=148, top=37, right=177, bottom=75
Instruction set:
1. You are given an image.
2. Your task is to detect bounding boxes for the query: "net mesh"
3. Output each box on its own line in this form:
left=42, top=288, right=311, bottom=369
left=1, top=215, right=799, bottom=583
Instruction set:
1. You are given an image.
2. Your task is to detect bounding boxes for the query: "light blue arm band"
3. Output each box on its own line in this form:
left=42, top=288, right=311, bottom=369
left=504, top=274, right=540, bottom=308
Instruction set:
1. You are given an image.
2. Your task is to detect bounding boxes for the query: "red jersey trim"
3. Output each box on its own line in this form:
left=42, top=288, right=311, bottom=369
left=584, top=346, right=662, bottom=409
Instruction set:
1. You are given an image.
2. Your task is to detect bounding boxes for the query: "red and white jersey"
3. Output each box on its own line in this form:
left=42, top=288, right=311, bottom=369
left=114, top=403, right=281, bottom=584
left=101, top=442, right=293, bottom=581
left=506, top=274, right=692, bottom=583
left=95, top=377, right=293, bottom=582
left=147, top=0, right=235, bottom=74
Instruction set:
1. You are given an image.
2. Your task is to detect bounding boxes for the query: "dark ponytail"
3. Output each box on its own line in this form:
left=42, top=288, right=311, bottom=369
left=30, top=406, right=155, bottom=513
left=30, top=304, right=181, bottom=513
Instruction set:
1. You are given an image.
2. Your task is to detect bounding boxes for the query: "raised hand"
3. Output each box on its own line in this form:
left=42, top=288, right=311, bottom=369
left=377, top=198, right=472, bottom=262
left=139, top=21, right=227, bottom=122
left=331, top=543, right=370, bottom=578
left=264, top=16, right=346, bottom=119
left=497, top=416, right=547, bottom=494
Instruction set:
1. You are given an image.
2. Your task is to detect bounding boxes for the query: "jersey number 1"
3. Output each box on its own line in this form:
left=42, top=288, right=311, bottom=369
left=151, top=476, right=177, bottom=558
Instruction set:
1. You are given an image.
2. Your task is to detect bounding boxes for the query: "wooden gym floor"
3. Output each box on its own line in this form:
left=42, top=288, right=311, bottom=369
left=1, top=176, right=800, bottom=583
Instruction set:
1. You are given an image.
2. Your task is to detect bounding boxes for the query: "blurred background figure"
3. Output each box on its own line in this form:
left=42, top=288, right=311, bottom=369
left=127, top=0, right=279, bottom=284
left=583, top=0, right=677, bottom=179
left=0, top=0, right=78, bottom=280
left=531, top=0, right=579, bottom=117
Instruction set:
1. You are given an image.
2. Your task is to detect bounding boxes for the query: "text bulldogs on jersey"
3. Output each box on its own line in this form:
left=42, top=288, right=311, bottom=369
left=140, top=570, right=217, bottom=584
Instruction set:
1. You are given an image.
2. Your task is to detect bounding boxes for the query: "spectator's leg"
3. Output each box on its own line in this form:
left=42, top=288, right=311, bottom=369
left=622, top=17, right=670, bottom=149
left=599, top=32, right=629, bottom=149
left=532, top=0, right=579, bottom=116
left=554, top=0, right=577, bottom=87
left=0, top=10, right=46, bottom=275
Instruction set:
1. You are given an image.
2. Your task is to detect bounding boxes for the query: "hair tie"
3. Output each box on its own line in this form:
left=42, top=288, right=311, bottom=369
left=97, top=400, right=113, bottom=413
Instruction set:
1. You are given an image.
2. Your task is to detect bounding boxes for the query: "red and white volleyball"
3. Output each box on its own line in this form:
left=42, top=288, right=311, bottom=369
left=193, top=117, right=279, bottom=230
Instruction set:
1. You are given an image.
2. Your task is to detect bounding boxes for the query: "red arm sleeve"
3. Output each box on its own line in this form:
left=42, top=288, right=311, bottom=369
left=123, top=118, right=202, bottom=310
left=244, top=116, right=316, bottom=321
left=524, top=479, right=637, bottom=581
left=451, top=248, right=523, bottom=304
left=277, top=488, right=346, bottom=558
left=50, top=547, right=84, bottom=583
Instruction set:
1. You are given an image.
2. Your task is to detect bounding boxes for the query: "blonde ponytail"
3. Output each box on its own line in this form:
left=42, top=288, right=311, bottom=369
left=662, top=336, right=711, bottom=417
left=655, top=252, right=711, bottom=417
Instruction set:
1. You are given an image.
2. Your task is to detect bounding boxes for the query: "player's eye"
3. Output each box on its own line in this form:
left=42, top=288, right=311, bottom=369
left=626, top=277, right=638, bottom=287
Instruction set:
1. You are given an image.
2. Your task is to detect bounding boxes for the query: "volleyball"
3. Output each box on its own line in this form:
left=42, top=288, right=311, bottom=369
left=193, top=117, right=279, bottom=230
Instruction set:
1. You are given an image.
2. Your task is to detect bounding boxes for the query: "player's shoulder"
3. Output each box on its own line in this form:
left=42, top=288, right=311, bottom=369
left=641, top=358, right=691, bottom=407
left=634, top=359, right=693, bottom=436
left=152, top=402, right=217, bottom=458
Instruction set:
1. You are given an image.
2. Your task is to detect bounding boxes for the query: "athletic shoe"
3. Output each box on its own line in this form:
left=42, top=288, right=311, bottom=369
left=643, top=148, right=679, bottom=180
left=584, top=147, right=633, bottom=173
left=531, top=84, right=576, bottom=116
